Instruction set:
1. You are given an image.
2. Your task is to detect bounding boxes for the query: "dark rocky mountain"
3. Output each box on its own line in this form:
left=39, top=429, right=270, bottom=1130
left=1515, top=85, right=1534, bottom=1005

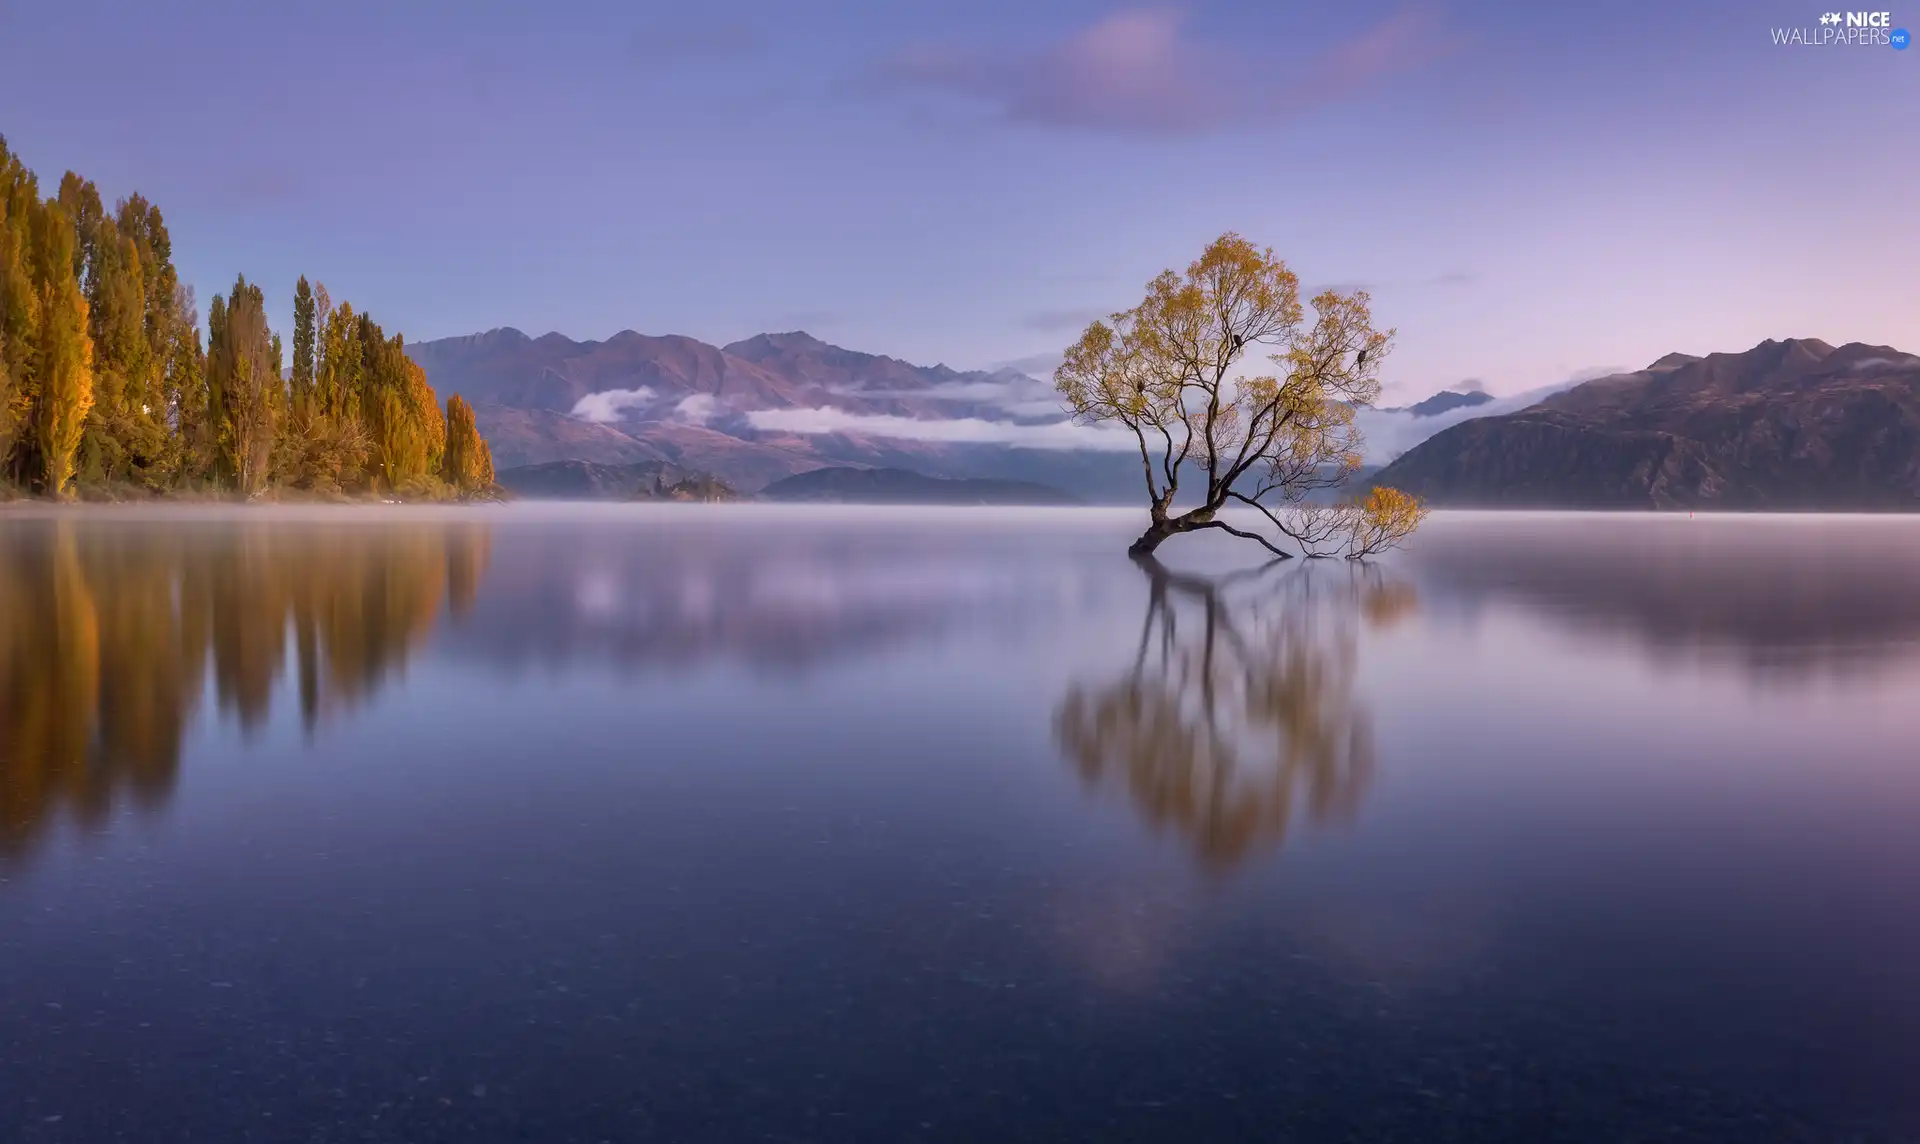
left=1388, top=389, right=1494, bottom=418
left=759, top=467, right=1081, bottom=505
left=1372, top=339, right=1920, bottom=509
left=497, top=460, right=738, bottom=501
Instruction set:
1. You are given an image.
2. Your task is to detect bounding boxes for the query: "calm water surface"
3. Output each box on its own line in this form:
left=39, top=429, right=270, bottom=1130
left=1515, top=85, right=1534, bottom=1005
left=4, top=505, right=1920, bottom=1143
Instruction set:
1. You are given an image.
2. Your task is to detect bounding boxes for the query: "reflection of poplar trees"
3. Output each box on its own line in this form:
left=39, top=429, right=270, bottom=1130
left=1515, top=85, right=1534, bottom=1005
left=1054, top=559, right=1414, bottom=874
left=0, top=520, right=491, bottom=864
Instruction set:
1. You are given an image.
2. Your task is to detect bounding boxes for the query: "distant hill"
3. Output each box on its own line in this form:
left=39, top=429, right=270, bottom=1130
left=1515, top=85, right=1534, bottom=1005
left=496, top=460, right=738, bottom=501
left=758, top=467, right=1081, bottom=505
left=1386, top=390, right=1494, bottom=418
left=1372, top=339, right=1920, bottom=509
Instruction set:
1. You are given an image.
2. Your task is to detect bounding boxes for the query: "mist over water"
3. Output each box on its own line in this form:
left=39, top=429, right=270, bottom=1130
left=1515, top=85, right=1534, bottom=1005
left=3, top=505, right=1920, bottom=1142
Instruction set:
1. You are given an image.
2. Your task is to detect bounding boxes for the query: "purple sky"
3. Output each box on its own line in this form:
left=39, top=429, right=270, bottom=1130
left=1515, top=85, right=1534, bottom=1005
left=1, top=0, right=1913, bottom=398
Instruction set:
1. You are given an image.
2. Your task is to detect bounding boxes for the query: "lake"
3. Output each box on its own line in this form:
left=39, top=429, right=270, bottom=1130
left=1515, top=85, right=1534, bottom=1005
left=4, top=505, right=1920, bottom=1143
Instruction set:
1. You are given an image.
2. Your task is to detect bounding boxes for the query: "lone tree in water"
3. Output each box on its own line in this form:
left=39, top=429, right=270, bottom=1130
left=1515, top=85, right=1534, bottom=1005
left=1055, top=233, right=1426, bottom=559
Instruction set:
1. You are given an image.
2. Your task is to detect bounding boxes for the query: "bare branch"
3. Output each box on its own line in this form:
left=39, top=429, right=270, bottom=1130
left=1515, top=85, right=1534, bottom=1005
left=1197, top=518, right=1295, bottom=559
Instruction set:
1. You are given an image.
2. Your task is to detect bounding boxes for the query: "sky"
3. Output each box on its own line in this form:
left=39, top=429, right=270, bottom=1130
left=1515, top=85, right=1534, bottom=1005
left=0, top=0, right=1914, bottom=401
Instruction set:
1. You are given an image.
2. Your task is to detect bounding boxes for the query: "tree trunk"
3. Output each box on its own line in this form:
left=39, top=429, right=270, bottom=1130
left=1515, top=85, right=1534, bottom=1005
left=1129, top=507, right=1219, bottom=558
left=1128, top=520, right=1179, bottom=558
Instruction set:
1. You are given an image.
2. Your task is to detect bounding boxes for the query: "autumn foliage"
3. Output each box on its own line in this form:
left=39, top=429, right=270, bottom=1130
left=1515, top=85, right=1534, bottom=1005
left=0, top=137, right=494, bottom=500
left=440, top=394, right=495, bottom=497
left=1056, top=232, right=1426, bottom=558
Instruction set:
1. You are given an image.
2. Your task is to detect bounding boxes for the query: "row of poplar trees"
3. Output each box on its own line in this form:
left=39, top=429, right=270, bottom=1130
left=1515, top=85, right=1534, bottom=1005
left=0, top=136, right=493, bottom=499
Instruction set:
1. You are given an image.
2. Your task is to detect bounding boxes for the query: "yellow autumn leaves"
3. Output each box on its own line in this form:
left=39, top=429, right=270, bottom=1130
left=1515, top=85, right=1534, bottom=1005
left=1, top=137, right=496, bottom=500
left=1056, top=232, right=1427, bottom=558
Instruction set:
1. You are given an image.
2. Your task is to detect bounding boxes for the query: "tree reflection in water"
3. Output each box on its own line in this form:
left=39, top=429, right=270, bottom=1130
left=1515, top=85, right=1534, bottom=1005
left=0, top=519, right=491, bottom=866
left=1055, top=557, right=1416, bottom=874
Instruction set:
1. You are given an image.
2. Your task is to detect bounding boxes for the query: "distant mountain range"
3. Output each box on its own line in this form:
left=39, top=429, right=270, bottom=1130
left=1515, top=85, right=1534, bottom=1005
left=759, top=467, right=1080, bottom=505
left=1373, top=339, right=1920, bottom=509
left=406, top=326, right=1474, bottom=503
left=411, top=327, right=1920, bottom=511
left=407, top=328, right=1114, bottom=494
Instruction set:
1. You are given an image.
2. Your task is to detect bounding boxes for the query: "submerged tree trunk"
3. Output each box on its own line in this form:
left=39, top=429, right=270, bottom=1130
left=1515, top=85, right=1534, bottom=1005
left=1128, top=520, right=1177, bottom=558
left=1129, top=505, right=1296, bottom=561
left=1127, top=508, right=1212, bottom=558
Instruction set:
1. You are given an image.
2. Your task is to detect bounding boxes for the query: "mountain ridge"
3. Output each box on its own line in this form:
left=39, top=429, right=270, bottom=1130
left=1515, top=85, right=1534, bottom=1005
left=407, top=327, right=1138, bottom=497
left=418, top=324, right=1920, bottom=510
left=1371, top=338, right=1920, bottom=509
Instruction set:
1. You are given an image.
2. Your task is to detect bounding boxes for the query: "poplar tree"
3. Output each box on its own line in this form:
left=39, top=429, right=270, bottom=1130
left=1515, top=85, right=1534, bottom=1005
left=291, top=276, right=314, bottom=414
left=362, top=330, right=444, bottom=489
left=441, top=394, right=494, bottom=496
left=77, top=201, right=155, bottom=483
left=201, top=292, right=228, bottom=483
left=0, top=136, right=41, bottom=484
left=28, top=201, right=94, bottom=496
left=0, top=141, right=493, bottom=501
left=55, top=173, right=102, bottom=283
left=207, top=276, right=278, bottom=495
left=164, top=289, right=208, bottom=483
left=317, top=300, right=360, bottom=423
left=120, top=195, right=189, bottom=480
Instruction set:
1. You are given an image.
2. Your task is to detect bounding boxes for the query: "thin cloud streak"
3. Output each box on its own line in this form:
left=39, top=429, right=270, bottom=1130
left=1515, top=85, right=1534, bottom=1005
left=868, top=3, right=1451, bottom=135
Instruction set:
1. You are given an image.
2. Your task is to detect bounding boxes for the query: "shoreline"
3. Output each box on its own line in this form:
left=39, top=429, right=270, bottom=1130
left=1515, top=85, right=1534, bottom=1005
left=6, top=499, right=1920, bottom=520
left=0, top=488, right=507, bottom=509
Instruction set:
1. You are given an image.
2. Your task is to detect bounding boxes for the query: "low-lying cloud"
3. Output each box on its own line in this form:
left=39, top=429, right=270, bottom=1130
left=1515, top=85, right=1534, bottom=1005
left=674, top=393, right=719, bottom=425
left=571, top=387, right=658, bottom=423
left=746, top=407, right=1138, bottom=451
left=566, top=360, right=1629, bottom=464
left=1848, top=354, right=1919, bottom=371
left=1355, top=369, right=1620, bottom=463
left=835, top=371, right=1064, bottom=416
